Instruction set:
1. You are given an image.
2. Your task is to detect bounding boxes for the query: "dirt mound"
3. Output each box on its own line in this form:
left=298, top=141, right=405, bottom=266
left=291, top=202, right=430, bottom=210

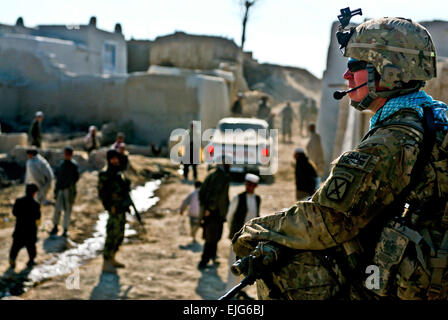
left=243, top=59, right=321, bottom=103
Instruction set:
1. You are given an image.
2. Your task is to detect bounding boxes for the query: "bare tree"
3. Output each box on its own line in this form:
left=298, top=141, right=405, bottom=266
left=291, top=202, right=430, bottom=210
left=239, top=0, right=259, bottom=51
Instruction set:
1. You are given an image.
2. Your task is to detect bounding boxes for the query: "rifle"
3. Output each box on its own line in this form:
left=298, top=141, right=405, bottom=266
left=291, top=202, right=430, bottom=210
left=218, top=275, right=255, bottom=300
left=128, top=194, right=144, bottom=226
left=218, top=242, right=285, bottom=300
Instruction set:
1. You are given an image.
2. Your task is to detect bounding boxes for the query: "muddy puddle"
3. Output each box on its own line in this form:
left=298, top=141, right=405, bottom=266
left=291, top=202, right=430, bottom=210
left=0, top=180, right=161, bottom=298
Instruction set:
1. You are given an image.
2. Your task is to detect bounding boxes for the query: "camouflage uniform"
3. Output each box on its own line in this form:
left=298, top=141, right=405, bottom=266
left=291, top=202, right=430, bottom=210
left=232, top=17, right=448, bottom=300
left=281, top=104, right=294, bottom=141
left=299, top=99, right=309, bottom=136
left=98, top=166, right=131, bottom=260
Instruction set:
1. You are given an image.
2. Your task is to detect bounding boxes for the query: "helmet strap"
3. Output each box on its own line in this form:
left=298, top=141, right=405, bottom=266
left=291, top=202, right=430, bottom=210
left=351, top=64, right=378, bottom=111
left=350, top=64, right=425, bottom=111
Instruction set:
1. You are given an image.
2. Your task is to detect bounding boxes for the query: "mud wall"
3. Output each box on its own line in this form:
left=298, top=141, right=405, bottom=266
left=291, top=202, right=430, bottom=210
left=3, top=72, right=230, bottom=146
left=150, top=32, right=247, bottom=98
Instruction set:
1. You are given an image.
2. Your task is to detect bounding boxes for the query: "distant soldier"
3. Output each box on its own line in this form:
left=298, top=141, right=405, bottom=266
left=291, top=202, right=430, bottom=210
left=226, top=173, right=260, bottom=298
left=85, top=125, right=100, bottom=153
left=179, top=180, right=202, bottom=243
left=298, top=99, right=309, bottom=137
left=117, top=143, right=129, bottom=172
left=305, top=123, right=325, bottom=177
left=197, top=155, right=231, bottom=269
left=29, top=111, right=44, bottom=148
left=25, top=148, right=53, bottom=204
left=112, top=132, right=125, bottom=150
left=98, top=149, right=131, bottom=272
left=50, top=147, right=79, bottom=238
left=281, top=102, right=295, bottom=142
left=257, top=96, right=271, bottom=120
left=9, top=184, right=41, bottom=270
left=293, top=148, right=317, bottom=200
left=308, top=99, right=319, bottom=123
left=231, top=93, right=244, bottom=116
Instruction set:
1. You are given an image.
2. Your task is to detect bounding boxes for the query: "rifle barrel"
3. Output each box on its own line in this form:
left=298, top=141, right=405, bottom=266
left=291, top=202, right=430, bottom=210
left=218, top=276, right=254, bottom=300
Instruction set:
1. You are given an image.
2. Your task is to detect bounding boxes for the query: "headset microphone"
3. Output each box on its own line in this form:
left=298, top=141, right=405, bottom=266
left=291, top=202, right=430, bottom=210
left=333, top=82, right=368, bottom=100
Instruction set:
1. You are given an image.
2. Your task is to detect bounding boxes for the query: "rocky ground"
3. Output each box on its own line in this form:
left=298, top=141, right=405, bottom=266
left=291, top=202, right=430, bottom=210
left=0, top=123, right=313, bottom=300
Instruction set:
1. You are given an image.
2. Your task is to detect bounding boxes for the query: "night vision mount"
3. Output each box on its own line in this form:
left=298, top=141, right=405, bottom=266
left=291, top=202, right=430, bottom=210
left=336, top=7, right=362, bottom=50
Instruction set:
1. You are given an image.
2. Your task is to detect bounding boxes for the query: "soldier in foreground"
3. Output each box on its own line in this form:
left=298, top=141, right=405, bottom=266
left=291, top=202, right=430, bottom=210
left=98, top=149, right=131, bottom=273
left=231, top=10, right=448, bottom=300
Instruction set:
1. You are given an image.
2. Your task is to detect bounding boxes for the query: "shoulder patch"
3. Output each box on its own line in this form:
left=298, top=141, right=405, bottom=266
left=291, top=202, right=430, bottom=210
left=325, top=172, right=354, bottom=202
left=338, top=152, right=372, bottom=170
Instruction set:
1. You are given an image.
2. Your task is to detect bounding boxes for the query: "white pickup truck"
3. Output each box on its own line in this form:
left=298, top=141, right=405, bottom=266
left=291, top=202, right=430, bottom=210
left=204, top=117, right=274, bottom=177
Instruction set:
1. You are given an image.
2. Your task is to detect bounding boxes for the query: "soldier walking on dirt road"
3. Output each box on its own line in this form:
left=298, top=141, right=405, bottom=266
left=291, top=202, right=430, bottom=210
left=98, top=149, right=131, bottom=273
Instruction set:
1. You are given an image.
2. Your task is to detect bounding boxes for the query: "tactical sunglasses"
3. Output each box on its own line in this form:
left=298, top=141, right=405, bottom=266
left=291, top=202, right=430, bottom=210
left=347, top=58, right=367, bottom=72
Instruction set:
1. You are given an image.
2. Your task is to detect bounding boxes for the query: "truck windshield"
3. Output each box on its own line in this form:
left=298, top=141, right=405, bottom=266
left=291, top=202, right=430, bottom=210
left=219, top=123, right=266, bottom=132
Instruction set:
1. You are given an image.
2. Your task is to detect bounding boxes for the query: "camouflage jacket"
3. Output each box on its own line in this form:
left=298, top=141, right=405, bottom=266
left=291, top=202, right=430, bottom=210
left=98, top=167, right=131, bottom=212
left=233, top=108, right=448, bottom=299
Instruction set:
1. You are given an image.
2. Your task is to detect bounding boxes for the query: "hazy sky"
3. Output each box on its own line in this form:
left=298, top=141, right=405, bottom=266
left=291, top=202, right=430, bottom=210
left=1, top=0, right=447, bottom=78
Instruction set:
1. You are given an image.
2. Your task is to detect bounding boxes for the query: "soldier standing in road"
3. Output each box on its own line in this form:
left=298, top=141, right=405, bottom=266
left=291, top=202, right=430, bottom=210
left=197, top=155, right=231, bottom=269
left=29, top=111, right=44, bottom=148
left=298, top=99, right=309, bottom=137
left=281, top=102, right=295, bottom=143
left=232, top=14, right=448, bottom=300
left=50, top=147, right=79, bottom=238
left=98, top=149, right=131, bottom=273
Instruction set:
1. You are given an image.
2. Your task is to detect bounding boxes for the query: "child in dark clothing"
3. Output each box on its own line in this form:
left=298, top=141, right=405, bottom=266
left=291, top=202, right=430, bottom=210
left=9, top=183, right=41, bottom=270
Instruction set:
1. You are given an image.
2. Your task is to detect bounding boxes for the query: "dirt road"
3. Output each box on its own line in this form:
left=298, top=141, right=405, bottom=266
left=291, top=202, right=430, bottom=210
left=0, top=129, right=311, bottom=300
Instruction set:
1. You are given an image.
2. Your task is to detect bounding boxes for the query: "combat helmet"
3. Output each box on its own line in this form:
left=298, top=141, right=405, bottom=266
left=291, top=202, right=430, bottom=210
left=336, top=8, right=437, bottom=110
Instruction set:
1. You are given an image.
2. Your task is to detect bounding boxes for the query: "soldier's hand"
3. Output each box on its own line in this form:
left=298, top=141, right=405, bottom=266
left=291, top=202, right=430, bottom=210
left=204, top=210, right=211, bottom=217
left=231, top=241, right=284, bottom=279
